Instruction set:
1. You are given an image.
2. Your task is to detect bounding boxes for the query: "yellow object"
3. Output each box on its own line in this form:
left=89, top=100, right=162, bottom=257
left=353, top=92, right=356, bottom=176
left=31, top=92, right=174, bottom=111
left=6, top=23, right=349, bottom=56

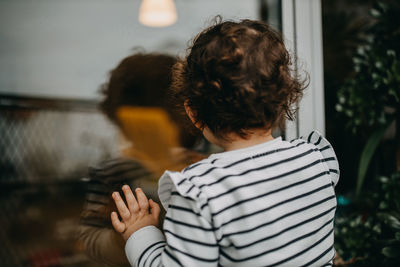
left=117, top=106, right=185, bottom=176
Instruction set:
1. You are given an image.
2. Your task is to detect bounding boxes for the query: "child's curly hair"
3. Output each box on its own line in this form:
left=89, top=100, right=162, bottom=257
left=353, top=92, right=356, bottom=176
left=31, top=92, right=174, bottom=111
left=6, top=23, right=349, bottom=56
left=172, top=18, right=307, bottom=139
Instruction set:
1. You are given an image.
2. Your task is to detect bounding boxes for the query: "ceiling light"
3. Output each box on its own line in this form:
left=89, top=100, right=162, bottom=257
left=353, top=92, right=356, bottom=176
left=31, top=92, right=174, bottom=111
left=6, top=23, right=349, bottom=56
left=138, top=0, right=178, bottom=27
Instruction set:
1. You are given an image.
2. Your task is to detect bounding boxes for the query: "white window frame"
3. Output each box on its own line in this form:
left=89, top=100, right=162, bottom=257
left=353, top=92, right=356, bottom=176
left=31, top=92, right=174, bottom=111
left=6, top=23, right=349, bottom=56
left=282, top=0, right=325, bottom=139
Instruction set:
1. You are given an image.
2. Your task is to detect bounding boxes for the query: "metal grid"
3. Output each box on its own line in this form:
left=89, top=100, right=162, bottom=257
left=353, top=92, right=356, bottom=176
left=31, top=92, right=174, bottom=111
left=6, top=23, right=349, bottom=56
left=0, top=95, right=119, bottom=266
left=0, top=96, right=119, bottom=183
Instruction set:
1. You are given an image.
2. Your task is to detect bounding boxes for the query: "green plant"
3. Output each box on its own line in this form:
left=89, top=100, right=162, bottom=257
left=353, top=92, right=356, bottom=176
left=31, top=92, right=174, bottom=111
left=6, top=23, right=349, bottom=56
left=335, top=2, right=400, bottom=133
left=333, top=3, right=400, bottom=264
left=335, top=1, right=400, bottom=196
left=335, top=172, right=400, bottom=266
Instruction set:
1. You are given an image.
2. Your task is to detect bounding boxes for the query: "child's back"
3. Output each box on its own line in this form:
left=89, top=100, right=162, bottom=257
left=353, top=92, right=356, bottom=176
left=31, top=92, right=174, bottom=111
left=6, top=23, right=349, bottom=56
left=158, top=131, right=338, bottom=266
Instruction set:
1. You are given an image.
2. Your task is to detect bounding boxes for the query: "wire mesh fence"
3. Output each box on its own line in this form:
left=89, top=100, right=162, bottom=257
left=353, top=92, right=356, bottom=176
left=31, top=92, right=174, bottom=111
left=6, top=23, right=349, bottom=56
left=0, top=94, right=118, bottom=266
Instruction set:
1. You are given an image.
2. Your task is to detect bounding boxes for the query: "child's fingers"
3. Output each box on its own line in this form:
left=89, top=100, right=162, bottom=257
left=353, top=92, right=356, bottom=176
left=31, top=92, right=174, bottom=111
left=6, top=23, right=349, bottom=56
left=111, top=211, right=126, bottom=233
left=135, top=188, right=149, bottom=212
left=122, top=185, right=139, bottom=213
left=112, top=192, right=131, bottom=221
left=149, top=199, right=161, bottom=220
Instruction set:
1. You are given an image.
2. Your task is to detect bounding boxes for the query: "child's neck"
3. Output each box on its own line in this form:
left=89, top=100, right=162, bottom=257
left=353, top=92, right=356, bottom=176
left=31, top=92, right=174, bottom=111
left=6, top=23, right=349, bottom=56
left=207, top=128, right=274, bottom=152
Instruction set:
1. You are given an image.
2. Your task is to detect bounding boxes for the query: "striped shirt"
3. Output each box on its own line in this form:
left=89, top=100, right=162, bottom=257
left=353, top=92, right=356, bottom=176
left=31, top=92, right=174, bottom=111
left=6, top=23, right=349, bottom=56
left=125, top=131, right=339, bottom=266
left=80, top=158, right=158, bottom=228
left=78, top=158, right=159, bottom=267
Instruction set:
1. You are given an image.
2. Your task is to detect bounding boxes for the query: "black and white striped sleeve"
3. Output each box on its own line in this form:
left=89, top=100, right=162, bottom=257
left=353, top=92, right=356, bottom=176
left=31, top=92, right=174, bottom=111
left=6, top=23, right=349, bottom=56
left=124, top=171, right=219, bottom=267
left=301, top=131, right=340, bottom=187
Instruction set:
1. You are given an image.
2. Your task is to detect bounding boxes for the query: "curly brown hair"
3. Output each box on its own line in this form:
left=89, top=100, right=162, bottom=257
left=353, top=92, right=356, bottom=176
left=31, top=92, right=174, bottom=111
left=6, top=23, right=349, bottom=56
left=100, top=53, right=176, bottom=123
left=100, top=53, right=199, bottom=148
left=172, top=18, right=307, bottom=139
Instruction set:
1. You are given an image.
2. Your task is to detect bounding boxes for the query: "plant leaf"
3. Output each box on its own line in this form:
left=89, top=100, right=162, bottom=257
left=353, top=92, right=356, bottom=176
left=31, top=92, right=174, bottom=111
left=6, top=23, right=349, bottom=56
left=378, top=212, right=400, bottom=230
left=395, top=232, right=400, bottom=240
left=382, top=246, right=396, bottom=258
left=356, top=123, right=392, bottom=197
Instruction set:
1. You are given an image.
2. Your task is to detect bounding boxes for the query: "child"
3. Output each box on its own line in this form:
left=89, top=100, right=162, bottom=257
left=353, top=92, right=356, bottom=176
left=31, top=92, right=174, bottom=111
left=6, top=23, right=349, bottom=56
left=111, top=19, right=339, bottom=266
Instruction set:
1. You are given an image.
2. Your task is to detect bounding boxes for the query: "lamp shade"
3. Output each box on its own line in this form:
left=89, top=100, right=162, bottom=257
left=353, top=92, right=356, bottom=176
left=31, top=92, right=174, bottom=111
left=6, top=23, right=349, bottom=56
left=138, top=0, right=177, bottom=27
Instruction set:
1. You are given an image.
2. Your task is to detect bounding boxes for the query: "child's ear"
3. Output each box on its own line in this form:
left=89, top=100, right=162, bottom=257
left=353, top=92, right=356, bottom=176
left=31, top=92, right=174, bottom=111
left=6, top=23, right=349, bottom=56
left=184, top=101, right=203, bottom=130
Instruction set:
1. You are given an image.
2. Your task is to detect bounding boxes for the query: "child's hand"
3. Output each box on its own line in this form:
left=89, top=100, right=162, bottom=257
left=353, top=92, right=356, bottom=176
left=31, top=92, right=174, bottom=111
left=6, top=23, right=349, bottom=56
left=111, top=185, right=161, bottom=241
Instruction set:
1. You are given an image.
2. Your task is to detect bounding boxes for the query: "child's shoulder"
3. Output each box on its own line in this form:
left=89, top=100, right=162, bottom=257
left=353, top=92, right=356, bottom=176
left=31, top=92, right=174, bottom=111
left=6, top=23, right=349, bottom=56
left=292, top=130, right=340, bottom=186
left=289, top=130, right=331, bottom=150
left=158, top=168, right=213, bottom=221
left=181, top=156, right=216, bottom=174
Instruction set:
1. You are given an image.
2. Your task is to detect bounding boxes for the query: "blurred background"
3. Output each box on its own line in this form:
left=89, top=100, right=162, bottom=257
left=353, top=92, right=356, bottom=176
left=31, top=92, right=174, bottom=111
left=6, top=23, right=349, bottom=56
left=0, top=0, right=399, bottom=266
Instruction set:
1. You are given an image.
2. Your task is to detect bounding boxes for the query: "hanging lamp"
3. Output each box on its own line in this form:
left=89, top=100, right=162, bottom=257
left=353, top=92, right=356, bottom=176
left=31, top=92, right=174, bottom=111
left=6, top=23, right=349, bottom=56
left=138, top=0, right=177, bottom=27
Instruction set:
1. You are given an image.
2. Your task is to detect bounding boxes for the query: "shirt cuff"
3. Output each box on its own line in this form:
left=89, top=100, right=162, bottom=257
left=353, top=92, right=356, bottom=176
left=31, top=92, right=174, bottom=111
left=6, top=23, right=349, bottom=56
left=125, top=225, right=165, bottom=266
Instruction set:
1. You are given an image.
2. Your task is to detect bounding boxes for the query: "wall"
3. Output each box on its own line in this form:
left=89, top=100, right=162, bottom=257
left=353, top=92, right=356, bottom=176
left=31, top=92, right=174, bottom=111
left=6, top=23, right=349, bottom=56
left=0, top=0, right=259, bottom=99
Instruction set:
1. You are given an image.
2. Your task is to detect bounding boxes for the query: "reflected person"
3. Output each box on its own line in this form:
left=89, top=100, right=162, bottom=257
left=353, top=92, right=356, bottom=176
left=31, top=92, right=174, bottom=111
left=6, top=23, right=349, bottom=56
left=77, top=53, right=204, bottom=267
